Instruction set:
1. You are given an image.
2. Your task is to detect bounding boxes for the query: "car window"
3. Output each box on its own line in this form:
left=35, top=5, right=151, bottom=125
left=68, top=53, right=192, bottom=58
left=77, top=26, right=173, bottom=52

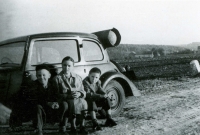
left=82, top=40, right=103, bottom=61
left=0, top=42, right=25, bottom=65
left=30, top=39, right=79, bottom=65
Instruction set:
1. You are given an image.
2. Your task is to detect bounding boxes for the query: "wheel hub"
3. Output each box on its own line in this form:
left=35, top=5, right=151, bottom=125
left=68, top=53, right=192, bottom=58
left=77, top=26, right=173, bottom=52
left=108, top=90, right=119, bottom=108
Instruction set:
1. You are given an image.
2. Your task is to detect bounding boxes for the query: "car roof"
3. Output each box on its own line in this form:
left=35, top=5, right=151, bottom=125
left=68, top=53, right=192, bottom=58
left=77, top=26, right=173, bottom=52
left=0, top=32, right=98, bottom=45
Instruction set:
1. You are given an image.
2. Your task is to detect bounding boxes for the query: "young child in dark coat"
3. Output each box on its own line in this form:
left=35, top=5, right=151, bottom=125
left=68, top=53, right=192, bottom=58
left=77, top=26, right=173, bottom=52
left=83, top=67, right=117, bottom=131
left=30, top=64, right=59, bottom=135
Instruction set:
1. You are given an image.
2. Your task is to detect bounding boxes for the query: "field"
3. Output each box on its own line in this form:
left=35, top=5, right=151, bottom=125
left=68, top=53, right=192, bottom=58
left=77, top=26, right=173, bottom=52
left=107, top=44, right=200, bottom=79
left=112, top=54, right=200, bottom=79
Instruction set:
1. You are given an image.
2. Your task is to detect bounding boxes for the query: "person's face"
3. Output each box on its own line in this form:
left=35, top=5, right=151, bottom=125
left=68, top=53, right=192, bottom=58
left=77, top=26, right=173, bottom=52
left=62, top=60, right=74, bottom=74
left=89, top=72, right=100, bottom=84
left=36, top=69, right=51, bottom=85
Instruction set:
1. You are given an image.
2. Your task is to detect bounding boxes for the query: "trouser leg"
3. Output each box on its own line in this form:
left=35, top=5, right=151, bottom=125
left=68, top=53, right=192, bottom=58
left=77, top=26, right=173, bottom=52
left=79, top=111, right=89, bottom=134
left=90, top=111, right=97, bottom=120
left=59, top=101, right=68, bottom=127
left=102, top=97, right=112, bottom=111
left=97, top=97, right=112, bottom=118
left=99, top=98, right=117, bottom=127
left=67, top=99, right=76, bottom=128
left=36, top=105, right=44, bottom=132
left=80, top=111, right=87, bottom=127
left=69, top=114, right=78, bottom=135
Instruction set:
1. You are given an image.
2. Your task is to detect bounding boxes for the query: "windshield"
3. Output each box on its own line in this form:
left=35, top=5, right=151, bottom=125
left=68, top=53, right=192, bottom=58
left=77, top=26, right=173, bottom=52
left=0, top=42, right=25, bottom=66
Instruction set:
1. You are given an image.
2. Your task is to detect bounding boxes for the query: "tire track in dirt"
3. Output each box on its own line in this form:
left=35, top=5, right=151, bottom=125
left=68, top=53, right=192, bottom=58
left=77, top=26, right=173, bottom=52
left=161, top=86, right=200, bottom=135
left=163, top=107, right=200, bottom=135
left=126, top=86, right=200, bottom=117
left=132, top=79, right=200, bottom=108
left=123, top=79, right=200, bottom=135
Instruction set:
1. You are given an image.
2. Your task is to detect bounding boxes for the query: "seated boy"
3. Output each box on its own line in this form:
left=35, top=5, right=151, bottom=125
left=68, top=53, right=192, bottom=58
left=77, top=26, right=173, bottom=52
left=83, top=67, right=117, bottom=130
left=53, top=56, right=88, bottom=135
left=29, top=64, right=60, bottom=135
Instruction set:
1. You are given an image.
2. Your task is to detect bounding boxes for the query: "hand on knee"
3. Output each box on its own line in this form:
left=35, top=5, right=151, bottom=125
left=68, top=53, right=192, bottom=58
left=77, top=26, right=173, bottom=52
left=81, top=111, right=87, bottom=119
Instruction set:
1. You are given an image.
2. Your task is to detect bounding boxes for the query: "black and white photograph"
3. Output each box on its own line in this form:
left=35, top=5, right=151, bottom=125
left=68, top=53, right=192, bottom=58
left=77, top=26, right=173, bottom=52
left=1, top=0, right=200, bottom=135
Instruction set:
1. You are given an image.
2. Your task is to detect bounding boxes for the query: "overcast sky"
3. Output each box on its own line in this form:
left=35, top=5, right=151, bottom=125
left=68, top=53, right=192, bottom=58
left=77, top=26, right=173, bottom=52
left=0, top=0, right=200, bottom=45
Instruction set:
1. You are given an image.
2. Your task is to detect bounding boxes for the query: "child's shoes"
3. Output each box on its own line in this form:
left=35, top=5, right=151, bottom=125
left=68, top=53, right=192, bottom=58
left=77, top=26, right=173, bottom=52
left=80, top=126, right=89, bottom=135
left=33, top=129, right=43, bottom=135
left=59, top=126, right=69, bottom=135
left=70, top=127, right=78, bottom=135
left=92, top=119, right=102, bottom=131
left=104, top=118, right=117, bottom=127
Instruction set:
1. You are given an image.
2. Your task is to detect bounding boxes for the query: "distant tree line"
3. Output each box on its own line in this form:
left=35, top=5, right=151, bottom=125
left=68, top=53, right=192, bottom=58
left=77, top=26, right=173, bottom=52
left=107, top=44, right=192, bottom=60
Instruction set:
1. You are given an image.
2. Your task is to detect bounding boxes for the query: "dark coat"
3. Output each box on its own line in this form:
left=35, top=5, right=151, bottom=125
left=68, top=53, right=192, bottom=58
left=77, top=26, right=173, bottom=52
left=83, top=77, right=111, bottom=111
left=83, top=77, right=106, bottom=99
left=27, top=80, right=58, bottom=106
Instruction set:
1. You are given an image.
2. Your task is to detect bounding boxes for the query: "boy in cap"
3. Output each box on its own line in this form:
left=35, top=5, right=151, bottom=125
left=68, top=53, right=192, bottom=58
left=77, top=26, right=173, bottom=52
left=53, top=56, right=88, bottom=135
left=83, top=67, right=117, bottom=131
left=29, top=64, right=60, bottom=135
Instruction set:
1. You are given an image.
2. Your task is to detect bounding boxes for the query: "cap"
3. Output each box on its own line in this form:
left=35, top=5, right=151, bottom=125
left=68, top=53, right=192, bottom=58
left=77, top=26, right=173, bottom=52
left=35, top=64, right=50, bottom=72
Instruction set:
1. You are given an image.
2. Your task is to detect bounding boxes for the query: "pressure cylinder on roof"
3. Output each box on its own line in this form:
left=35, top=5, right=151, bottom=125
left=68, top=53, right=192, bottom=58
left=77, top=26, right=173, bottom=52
left=93, top=28, right=121, bottom=48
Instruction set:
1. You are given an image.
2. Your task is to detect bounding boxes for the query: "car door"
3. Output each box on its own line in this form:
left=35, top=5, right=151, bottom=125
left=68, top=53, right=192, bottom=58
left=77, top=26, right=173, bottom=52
left=82, top=39, right=115, bottom=80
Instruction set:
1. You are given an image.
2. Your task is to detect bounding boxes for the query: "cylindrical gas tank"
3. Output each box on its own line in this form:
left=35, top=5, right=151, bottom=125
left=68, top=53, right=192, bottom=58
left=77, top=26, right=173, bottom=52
left=190, top=60, right=200, bottom=76
left=92, top=28, right=121, bottom=48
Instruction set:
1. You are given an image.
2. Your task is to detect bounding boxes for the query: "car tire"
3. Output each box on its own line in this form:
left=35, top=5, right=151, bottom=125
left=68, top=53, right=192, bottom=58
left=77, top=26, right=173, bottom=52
left=105, top=80, right=125, bottom=117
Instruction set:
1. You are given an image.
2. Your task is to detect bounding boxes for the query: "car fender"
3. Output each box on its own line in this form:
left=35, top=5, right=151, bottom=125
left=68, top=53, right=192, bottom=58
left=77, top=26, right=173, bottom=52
left=100, top=71, right=141, bottom=97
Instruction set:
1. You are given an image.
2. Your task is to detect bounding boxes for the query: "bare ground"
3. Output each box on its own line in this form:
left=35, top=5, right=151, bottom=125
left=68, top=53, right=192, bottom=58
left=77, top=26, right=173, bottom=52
left=2, top=77, right=200, bottom=135
left=94, top=77, right=200, bottom=135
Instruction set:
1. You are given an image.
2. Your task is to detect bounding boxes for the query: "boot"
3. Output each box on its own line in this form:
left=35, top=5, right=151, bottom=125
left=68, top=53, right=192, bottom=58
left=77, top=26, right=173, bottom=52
left=80, top=126, right=89, bottom=135
left=70, top=127, right=78, bottom=135
left=92, top=119, right=102, bottom=131
left=104, top=118, right=117, bottom=127
left=33, top=129, right=43, bottom=135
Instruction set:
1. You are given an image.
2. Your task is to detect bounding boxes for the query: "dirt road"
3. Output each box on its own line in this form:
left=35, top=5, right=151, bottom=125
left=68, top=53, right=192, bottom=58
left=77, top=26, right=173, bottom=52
left=1, top=77, right=200, bottom=135
left=95, top=77, right=200, bottom=135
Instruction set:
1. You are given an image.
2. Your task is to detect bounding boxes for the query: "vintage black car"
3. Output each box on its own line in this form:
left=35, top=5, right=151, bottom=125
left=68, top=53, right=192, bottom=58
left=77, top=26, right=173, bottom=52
left=0, top=28, right=140, bottom=126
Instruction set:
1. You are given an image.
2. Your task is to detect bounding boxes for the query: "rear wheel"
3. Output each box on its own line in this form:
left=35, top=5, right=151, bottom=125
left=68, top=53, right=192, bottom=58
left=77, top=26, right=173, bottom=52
left=105, top=80, right=125, bottom=116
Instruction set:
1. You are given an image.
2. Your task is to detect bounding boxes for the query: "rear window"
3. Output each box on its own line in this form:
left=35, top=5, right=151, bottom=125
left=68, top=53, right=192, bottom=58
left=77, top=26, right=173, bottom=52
left=0, top=42, right=25, bottom=65
left=83, top=40, right=103, bottom=61
left=29, top=39, right=79, bottom=65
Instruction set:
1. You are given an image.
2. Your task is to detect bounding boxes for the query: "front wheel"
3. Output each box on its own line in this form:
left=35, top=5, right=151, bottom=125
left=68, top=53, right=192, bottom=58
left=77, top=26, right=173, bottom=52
left=105, top=80, right=125, bottom=116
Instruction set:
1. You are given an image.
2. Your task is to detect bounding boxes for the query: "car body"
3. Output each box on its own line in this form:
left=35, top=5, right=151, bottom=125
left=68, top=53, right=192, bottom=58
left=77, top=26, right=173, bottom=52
left=0, top=28, right=140, bottom=125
